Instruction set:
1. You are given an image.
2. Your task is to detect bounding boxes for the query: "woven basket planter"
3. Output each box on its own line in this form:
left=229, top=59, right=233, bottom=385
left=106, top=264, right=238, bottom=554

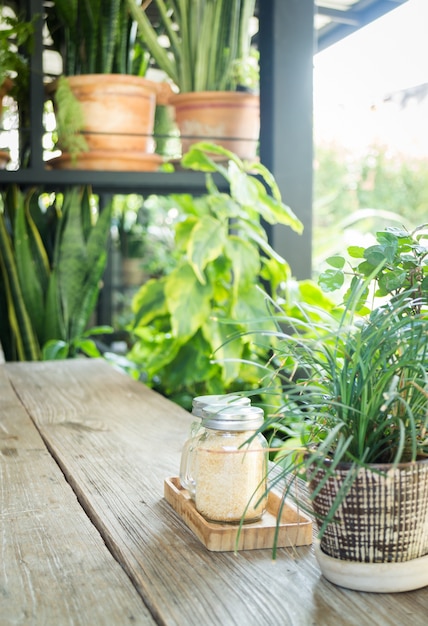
left=308, top=459, right=428, bottom=563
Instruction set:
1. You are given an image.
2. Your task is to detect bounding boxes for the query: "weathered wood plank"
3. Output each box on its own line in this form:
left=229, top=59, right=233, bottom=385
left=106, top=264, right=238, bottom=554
left=6, top=360, right=428, bottom=626
left=0, top=364, right=155, bottom=626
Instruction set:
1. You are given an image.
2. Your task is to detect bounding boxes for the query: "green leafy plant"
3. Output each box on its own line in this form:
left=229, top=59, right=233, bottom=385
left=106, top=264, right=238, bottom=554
left=0, top=6, right=37, bottom=162
left=0, top=7, right=35, bottom=98
left=318, top=224, right=428, bottom=314
left=126, top=142, right=302, bottom=408
left=0, top=185, right=112, bottom=361
left=126, top=0, right=257, bottom=92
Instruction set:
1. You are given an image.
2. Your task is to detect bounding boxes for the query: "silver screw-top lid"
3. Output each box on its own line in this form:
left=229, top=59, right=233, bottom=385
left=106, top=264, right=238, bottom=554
left=192, top=394, right=251, bottom=417
left=201, top=405, right=264, bottom=431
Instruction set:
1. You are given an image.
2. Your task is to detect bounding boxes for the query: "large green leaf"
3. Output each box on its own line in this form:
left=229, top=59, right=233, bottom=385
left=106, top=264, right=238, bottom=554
left=128, top=326, right=180, bottom=377
left=187, top=215, right=227, bottom=284
left=161, top=330, right=219, bottom=393
left=165, top=265, right=213, bottom=339
left=232, top=286, right=278, bottom=341
left=132, top=277, right=168, bottom=327
left=225, top=235, right=260, bottom=296
left=202, top=313, right=244, bottom=384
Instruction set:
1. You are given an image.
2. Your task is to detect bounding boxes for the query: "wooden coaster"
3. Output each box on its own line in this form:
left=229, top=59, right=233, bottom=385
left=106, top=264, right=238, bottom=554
left=164, top=477, right=313, bottom=552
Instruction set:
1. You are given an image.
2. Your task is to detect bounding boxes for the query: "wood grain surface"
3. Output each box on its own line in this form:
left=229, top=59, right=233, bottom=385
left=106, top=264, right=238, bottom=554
left=3, top=359, right=428, bottom=626
left=0, top=363, right=154, bottom=625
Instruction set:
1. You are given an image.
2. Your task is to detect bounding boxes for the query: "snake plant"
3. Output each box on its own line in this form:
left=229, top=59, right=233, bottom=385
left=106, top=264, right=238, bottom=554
left=0, top=185, right=111, bottom=361
left=46, top=0, right=149, bottom=75
left=126, top=0, right=257, bottom=92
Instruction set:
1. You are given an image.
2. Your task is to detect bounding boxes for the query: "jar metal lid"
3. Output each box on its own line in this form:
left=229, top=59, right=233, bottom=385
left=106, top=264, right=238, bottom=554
left=192, top=394, right=251, bottom=417
left=201, top=405, right=264, bottom=431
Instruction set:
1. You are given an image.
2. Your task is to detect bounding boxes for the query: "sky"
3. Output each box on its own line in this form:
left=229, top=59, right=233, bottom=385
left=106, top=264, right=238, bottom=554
left=313, top=0, right=428, bottom=154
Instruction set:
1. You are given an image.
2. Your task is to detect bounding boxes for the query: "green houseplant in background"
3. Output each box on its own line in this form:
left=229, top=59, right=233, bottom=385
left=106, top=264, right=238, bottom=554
left=125, top=142, right=303, bottom=409
left=0, top=185, right=111, bottom=361
left=0, top=5, right=37, bottom=166
left=126, top=0, right=259, bottom=159
left=242, top=270, right=428, bottom=592
left=45, top=0, right=164, bottom=170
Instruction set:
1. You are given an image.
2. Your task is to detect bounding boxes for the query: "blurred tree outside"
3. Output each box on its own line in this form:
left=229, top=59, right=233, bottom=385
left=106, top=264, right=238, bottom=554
left=313, top=142, right=428, bottom=273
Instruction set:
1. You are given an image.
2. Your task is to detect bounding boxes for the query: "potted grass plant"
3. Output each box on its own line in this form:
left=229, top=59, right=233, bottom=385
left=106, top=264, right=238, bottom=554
left=45, top=0, right=164, bottom=170
left=126, top=0, right=259, bottom=159
left=243, top=269, right=428, bottom=592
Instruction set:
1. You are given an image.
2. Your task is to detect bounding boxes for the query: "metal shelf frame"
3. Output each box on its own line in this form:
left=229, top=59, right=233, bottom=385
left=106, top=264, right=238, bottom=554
left=1, top=0, right=316, bottom=320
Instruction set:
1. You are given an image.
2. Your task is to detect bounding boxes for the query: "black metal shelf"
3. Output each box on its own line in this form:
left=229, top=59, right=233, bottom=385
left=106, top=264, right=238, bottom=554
left=0, top=168, right=225, bottom=195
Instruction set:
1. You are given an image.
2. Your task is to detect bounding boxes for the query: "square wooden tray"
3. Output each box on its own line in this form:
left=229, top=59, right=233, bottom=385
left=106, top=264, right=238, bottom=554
left=164, top=476, right=313, bottom=552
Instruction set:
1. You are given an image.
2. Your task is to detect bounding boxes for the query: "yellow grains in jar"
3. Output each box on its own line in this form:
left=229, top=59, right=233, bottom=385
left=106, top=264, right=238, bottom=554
left=195, top=430, right=267, bottom=523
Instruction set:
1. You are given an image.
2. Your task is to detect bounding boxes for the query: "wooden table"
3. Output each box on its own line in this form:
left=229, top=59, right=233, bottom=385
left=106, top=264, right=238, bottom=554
left=1, top=359, right=427, bottom=625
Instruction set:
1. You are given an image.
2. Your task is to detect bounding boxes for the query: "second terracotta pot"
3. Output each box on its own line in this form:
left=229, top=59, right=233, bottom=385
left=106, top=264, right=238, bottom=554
left=170, top=91, right=260, bottom=160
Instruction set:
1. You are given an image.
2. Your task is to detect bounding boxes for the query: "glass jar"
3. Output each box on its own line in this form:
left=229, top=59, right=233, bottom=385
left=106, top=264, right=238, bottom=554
left=180, top=405, right=268, bottom=524
left=179, top=394, right=251, bottom=491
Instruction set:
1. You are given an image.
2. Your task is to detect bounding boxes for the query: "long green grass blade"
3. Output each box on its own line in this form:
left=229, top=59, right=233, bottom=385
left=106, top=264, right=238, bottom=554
left=0, top=195, right=40, bottom=361
left=14, top=189, right=50, bottom=341
left=57, top=188, right=88, bottom=339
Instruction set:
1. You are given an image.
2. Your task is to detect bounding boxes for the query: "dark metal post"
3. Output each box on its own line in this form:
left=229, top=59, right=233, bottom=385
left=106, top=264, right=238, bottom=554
left=259, top=0, right=314, bottom=279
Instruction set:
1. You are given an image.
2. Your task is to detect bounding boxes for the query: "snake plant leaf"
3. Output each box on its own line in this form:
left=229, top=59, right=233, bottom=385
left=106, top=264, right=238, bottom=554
left=127, top=0, right=256, bottom=91
left=14, top=189, right=50, bottom=341
left=100, top=0, right=121, bottom=74
left=70, top=195, right=111, bottom=340
left=56, top=188, right=88, bottom=338
left=43, top=267, right=66, bottom=343
left=0, top=205, right=40, bottom=360
left=71, top=252, right=107, bottom=341
left=126, top=0, right=179, bottom=86
left=80, top=185, right=93, bottom=242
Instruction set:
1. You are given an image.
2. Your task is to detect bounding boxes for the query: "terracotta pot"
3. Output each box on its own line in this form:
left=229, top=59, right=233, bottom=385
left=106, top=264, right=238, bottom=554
left=308, top=459, right=428, bottom=564
left=0, top=150, right=10, bottom=169
left=47, top=151, right=162, bottom=172
left=46, top=75, right=159, bottom=169
left=169, top=91, right=259, bottom=160
left=0, top=77, right=13, bottom=101
left=0, top=79, right=13, bottom=170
